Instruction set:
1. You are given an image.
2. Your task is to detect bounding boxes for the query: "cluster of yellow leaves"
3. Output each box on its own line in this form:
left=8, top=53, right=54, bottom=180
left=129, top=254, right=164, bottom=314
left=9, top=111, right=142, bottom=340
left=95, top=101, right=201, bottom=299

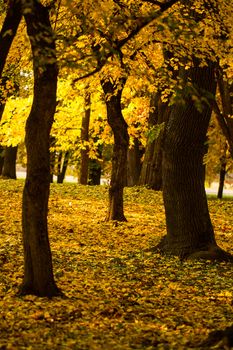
left=0, top=180, right=233, bottom=349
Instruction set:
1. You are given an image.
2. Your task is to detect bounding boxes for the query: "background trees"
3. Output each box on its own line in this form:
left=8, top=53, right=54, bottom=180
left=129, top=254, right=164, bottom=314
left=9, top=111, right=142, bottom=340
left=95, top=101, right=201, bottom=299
left=0, top=0, right=233, bottom=298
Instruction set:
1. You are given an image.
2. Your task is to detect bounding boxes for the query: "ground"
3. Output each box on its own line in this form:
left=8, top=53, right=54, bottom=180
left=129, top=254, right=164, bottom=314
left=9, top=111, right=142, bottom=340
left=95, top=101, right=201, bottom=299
left=0, top=180, right=233, bottom=349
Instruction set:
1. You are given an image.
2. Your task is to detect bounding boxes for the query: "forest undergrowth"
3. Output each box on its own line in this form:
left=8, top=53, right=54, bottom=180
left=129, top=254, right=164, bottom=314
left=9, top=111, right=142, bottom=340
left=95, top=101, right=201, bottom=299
left=0, top=180, right=232, bottom=349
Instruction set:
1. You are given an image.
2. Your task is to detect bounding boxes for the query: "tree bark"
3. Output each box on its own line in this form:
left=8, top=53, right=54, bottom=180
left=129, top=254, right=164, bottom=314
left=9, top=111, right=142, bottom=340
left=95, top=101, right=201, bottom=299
left=127, top=138, right=142, bottom=187
left=79, top=90, right=91, bottom=185
left=139, top=93, right=170, bottom=190
left=217, top=144, right=227, bottom=199
left=157, top=61, right=229, bottom=260
left=101, top=78, right=129, bottom=221
left=0, top=103, right=6, bottom=174
left=20, top=0, right=60, bottom=296
left=57, top=151, right=69, bottom=183
left=2, top=146, right=18, bottom=179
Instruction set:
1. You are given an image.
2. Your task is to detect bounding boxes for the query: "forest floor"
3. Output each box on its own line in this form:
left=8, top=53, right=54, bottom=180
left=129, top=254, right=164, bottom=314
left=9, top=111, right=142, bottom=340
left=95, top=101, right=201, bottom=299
left=0, top=180, right=233, bottom=350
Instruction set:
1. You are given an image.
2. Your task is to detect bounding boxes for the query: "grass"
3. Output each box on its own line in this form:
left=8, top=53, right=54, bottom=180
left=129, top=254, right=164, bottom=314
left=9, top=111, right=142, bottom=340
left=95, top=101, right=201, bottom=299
left=0, top=179, right=233, bottom=349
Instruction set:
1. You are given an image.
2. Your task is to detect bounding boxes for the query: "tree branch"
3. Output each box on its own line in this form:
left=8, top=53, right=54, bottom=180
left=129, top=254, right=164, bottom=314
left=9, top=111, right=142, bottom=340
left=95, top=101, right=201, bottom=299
left=72, top=0, right=180, bottom=83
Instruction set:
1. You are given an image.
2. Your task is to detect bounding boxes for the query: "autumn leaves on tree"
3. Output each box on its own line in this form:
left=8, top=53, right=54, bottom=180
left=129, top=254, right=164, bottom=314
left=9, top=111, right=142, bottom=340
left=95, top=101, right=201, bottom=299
left=0, top=0, right=233, bottom=298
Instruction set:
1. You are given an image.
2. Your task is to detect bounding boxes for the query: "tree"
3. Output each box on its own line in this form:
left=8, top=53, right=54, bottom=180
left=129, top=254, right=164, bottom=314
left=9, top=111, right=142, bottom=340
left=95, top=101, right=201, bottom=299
left=101, top=74, right=129, bottom=221
left=157, top=59, right=232, bottom=260
left=0, top=0, right=22, bottom=175
left=79, top=88, right=91, bottom=185
left=20, top=0, right=60, bottom=296
left=1, top=145, right=18, bottom=179
left=139, top=93, right=170, bottom=190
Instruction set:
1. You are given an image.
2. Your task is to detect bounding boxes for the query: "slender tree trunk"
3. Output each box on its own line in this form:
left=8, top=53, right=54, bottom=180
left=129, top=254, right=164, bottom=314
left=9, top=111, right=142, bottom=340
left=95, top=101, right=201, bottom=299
left=139, top=94, right=159, bottom=185
left=57, top=151, right=69, bottom=183
left=0, top=103, right=6, bottom=174
left=2, top=146, right=18, bottom=179
left=217, top=144, right=227, bottom=199
left=0, top=1, right=21, bottom=175
left=20, top=0, right=60, bottom=296
left=101, top=78, right=129, bottom=221
left=0, top=0, right=22, bottom=76
left=157, top=61, right=230, bottom=260
left=127, top=138, right=142, bottom=187
left=215, top=69, right=233, bottom=158
left=79, top=90, right=91, bottom=185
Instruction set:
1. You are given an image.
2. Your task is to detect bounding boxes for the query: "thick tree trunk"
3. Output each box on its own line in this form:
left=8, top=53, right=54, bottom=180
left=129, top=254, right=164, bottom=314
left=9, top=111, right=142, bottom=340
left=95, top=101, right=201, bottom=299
left=20, top=0, right=60, bottom=296
left=79, top=90, right=91, bottom=185
left=158, top=62, right=226, bottom=260
left=101, top=78, right=129, bottom=221
left=2, top=146, right=18, bottom=179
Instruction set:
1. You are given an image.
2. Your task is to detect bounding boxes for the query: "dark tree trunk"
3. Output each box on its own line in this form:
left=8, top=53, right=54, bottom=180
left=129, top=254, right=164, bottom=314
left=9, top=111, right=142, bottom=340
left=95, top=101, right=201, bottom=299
left=101, top=78, right=129, bottom=221
left=0, top=1, right=21, bottom=176
left=57, top=151, right=69, bottom=183
left=139, top=93, right=170, bottom=190
left=88, top=158, right=102, bottom=185
left=158, top=61, right=226, bottom=260
left=215, top=69, right=233, bottom=158
left=20, top=0, right=60, bottom=296
left=49, top=136, right=56, bottom=183
left=217, top=145, right=227, bottom=199
left=0, top=0, right=22, bottom=76
left=79, top=90, right=91, bottom=185
left=127, top=138, right=142, bottom=187
left=2, top=146, right=18, bottom=179
left=0, top=103, right=6, bottom=175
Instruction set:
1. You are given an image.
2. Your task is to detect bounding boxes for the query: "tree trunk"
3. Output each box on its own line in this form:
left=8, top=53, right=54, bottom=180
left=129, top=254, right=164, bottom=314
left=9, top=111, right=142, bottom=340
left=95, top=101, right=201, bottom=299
left=0, top=1, right=21, bottom=175
left=0, top=0, right=22, bottom=76
left=217, top=144, right=227, bottom=199
left=2, top=146, right=18, bottom=179
left=139, top=93, right=170, bottom=190
left=20, top=0, right=60, bottom=296
left=215, top=69, right=233, bottom=158
left=158, top=61, right=226, bottom=260
left=0, top=103, right=6, bottom=174
left=79, top=90, right=91, bottom=185
left=127, top=138, right=142, bottom=187
left=88, top=158, right=102, bottom=185
left=101, top=78, right=129, bottom=221
left=57, top=151, right=69, bottom=183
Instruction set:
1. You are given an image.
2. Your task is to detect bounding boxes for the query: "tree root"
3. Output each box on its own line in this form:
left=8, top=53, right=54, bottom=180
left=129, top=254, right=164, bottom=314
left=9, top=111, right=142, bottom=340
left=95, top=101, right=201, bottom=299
left=184, top=245, right=233, bottom=262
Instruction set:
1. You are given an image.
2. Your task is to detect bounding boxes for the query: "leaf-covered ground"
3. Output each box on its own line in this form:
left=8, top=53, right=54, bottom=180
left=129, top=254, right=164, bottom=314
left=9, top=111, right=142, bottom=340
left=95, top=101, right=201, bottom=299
left=0, top=180, right=232, bottom=349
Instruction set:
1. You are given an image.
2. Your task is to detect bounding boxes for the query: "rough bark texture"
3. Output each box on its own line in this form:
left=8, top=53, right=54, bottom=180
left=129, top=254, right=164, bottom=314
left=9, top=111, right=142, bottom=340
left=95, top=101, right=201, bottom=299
left=101, top=78, right=129, bottom=221
left=158, top=62, right=222, bottom=260
left=2, top=146, right=18, bottom=179
left=20, top=0, right=60, bottom=296
left=139, top=93, right=170, bottom=190
left=79, top=90, right=91, bottom=185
